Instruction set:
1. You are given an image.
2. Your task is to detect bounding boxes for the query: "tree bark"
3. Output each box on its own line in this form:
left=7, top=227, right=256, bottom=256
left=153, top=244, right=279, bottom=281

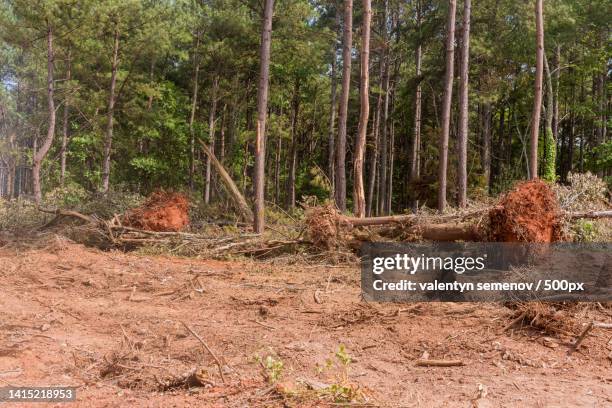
left=328, top=7, right=340, bottom=197
left=482, top=103, right=492, bottom=191
left=101, top=27, right=120, bottom=195
left=437, top=0, right=457, bottom=212
left=457, top=0, right=471, bottom=208
left=529, top=0, right=544, bottom=179
left=59, top=48, right=71, bottom=187
left=287, top=80, right=300, bottom=210
left=378, top=50, right=390, bottom=216
left=410, top=0, right=423, bottom=212
left=204, top=75, right=219, bottom=204
left=188, top=31, right=201, bottom=191
left=366, top=55, right=384, bottom=217
left=32, top=24, right=56, bottom=204
left=254, top=0, right=274, bottom=233
left=335, top=0, right=353, bottom=212
left=353, top=0, right=371, bottom=218
left=542, top=53, right=555, bottom=181
left=274, top=106, right=282, bottom=204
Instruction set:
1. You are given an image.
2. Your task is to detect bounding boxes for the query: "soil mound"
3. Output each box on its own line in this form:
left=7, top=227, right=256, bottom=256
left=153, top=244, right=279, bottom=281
left=489, top=179, right=561, bottom=242
left=124, top=191, right=189, bottom=232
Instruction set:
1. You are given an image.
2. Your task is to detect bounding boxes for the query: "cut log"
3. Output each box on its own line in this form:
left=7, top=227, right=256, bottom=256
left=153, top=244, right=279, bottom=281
left=566, top=210, right=612, bottom=219
left=341, top=208, right=487, bottom=227
left=199, top=140, right=254, bottom=222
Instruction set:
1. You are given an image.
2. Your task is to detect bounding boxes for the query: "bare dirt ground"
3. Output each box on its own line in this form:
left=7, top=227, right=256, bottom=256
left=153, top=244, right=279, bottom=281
left=0, top=236, right=610, bottom=407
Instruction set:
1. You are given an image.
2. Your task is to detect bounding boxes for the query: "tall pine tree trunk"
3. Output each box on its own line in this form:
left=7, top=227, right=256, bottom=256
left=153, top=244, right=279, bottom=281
left=254, top=0, right=274, bottom=233
left=378, top=51, right=390, bottom=215
left=542, top=53, right=555, bottom=181
left=353, top=0, right=371, bottom=218
left=188, top=31, right=201, bottom=191
left=204, top=75, right=219, bottom=203
left=32, top=24, right=56, bottom=204
left=482, top=103, right=492, bottom=191
left=101, top=27, right=119, bottom=195
left=410, top=0, right=422, bottom=211
left=335, top=0, right=352, bottom=212
left=529, top=0, right=544, bottom=179
left=457, top=0, right=471, bottom=208
left=328, top=7, right=340, bottom=196
left=387, top=86, right=395, bottom=213
left=59, top=48, right=71, bottom=187
left=287, top=80, right=300, bottom=210
left=437, top=0, right=457, bottom=212
left=367, top=56, right=384, bottom=217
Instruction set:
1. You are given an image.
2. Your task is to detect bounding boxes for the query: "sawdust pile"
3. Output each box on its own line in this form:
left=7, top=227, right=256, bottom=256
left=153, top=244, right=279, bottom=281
left=123, top=191, right=189, bottom=232
left=489, top=179, right=562, bottom=242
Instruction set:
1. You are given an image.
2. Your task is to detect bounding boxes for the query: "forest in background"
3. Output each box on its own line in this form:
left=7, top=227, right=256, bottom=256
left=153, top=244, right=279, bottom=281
left=0, top=0, right=610, bottom=229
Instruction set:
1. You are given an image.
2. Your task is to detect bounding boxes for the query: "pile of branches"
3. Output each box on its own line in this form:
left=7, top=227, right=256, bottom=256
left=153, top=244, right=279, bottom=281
left=38, top=207, right=306, bottom=258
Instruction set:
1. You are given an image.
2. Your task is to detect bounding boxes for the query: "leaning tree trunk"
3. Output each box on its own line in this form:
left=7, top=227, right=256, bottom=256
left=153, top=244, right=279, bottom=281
left=188, top=31, right=201, bottom=191
left=199, top=140, right=253, bottom=222
left=353, top=0, right=371, bottom=218
left=60, top=47, right=71, bottom=187
left=335, top=0, right=353, bottom=212
left=457, top=0, right=471, bottom=208
left=101, top=27, right=120, bottom=195
left=32, top=24, right=56, bottom=204
left=437, top=0, right=457, bottom=212
left=253, top=0, right=274, bottom=233
left=529, top=0, right=544, bottom=179
left=204, top=75, right=219, bottom=204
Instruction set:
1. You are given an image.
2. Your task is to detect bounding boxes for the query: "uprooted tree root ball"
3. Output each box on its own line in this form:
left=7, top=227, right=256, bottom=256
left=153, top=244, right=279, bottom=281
left=304, top=204, right=344, bottom=249
left=489, top=179, right=563, bottom=242
left=123, top=191, right=190, bottom=232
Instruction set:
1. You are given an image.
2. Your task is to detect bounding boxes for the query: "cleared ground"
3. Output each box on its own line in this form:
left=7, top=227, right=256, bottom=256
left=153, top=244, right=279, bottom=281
left=0, top=237, right=610, bottom=407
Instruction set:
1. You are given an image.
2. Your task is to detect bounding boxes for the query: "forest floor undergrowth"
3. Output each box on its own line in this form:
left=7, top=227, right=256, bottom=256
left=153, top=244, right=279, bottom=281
left=0, top=234, right=610, bottom=407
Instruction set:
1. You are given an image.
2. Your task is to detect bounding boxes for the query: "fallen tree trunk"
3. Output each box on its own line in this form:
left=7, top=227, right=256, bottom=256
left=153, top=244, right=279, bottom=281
left=565, top=210, right=612, bottom=219
left=199, top=140, right=254, bottom=222
left=339, top=207, right=611, bottom=228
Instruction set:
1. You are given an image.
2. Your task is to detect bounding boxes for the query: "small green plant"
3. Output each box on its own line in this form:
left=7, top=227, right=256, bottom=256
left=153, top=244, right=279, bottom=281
left=256, top=355, right=284, bottom=383
left=335, top=344, right=352, bottom=367
left=572, top=219, right=599, bottom=242
left=316, top=345, right=365, bottom=403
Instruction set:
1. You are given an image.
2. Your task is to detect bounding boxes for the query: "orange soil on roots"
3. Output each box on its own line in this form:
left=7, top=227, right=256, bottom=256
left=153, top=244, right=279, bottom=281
left=124, top=191, right=189, bottom=232
left=489, top=179, right=561, bottom=243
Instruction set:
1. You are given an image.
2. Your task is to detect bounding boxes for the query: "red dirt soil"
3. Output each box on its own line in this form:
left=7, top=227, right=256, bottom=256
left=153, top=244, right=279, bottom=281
left=0, top=238, right=610, bottom=407
left=489, top=179, right=561, bottom=242
left=124, top=191, right=189, bottom=232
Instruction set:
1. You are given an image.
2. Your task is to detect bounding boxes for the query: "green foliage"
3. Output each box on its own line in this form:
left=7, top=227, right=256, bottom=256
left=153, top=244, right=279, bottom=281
left=571, top=219, right=599, bottom=242
left=255, top=354, right=284, bottom=384
left=542, top=128, right=557, bottom=182
left=0, top=0, right=609, bottom=215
